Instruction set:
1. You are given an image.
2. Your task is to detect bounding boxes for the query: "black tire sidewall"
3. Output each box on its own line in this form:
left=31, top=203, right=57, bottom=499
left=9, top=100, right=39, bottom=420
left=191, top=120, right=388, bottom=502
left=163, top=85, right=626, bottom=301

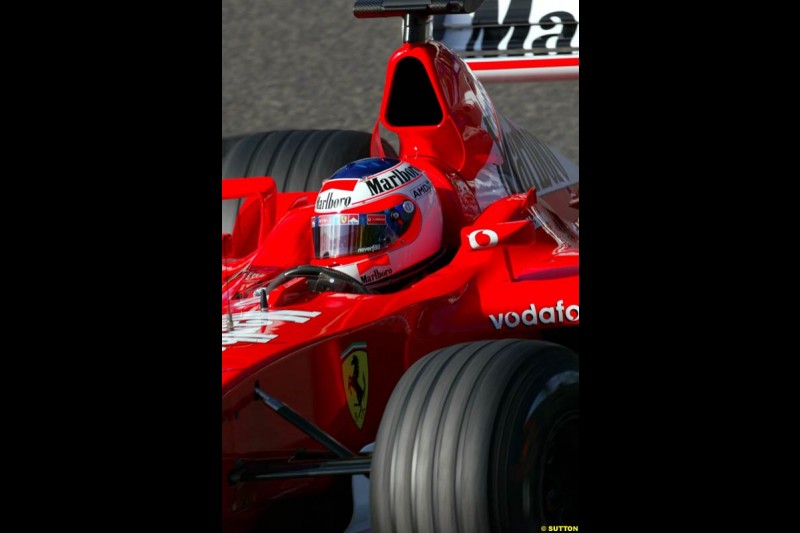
left=490, top=353, right=579, bottom=531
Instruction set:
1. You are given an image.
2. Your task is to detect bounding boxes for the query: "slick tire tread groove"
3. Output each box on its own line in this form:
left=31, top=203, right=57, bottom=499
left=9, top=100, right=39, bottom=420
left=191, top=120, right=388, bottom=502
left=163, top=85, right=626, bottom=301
left=371, top=339, right=578, bottom=533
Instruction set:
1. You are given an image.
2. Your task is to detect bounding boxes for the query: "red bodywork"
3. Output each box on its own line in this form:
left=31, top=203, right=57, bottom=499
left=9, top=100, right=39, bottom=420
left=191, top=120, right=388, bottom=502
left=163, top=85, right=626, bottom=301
left=222, top=40, right=578, bottom=531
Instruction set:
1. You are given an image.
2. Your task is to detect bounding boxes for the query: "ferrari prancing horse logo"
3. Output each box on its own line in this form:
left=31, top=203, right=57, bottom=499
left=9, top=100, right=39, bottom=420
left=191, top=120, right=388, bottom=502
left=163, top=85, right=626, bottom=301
left=341, top=342, right=368, bottom=429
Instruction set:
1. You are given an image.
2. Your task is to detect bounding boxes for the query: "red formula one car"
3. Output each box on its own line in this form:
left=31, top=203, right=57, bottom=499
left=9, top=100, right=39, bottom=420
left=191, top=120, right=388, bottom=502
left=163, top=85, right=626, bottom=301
left=222, top=1, right=579, bottom=531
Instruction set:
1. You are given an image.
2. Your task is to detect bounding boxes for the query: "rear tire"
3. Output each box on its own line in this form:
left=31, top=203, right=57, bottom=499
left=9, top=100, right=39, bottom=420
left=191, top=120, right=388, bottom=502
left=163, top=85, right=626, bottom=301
left=222, top=129, right=383, bottom=235
left=221, top=134, right=245, bottom=159
left=222, top=129, right=379, bottom=192
left=370, top=339, right=579, bottom=533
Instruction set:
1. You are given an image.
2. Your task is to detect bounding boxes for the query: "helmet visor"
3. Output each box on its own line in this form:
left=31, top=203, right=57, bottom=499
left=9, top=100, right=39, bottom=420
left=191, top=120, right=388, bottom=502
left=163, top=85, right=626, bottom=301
left=312, top=200, right=416, bottom=259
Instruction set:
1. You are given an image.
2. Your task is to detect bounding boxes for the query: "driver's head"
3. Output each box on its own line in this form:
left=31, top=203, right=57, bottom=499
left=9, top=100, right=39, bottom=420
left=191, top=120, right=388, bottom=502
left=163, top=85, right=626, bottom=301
left=311, top=158, right=443, bottom=289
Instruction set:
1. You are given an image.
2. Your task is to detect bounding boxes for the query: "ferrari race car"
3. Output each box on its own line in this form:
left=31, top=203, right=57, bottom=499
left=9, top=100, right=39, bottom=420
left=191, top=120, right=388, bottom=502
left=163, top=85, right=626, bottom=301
left=222, top=1, right=579, bottom=531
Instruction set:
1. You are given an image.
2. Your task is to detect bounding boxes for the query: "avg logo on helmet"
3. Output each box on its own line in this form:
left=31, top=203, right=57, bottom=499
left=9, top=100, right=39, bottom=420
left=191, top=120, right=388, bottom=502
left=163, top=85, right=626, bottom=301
left=365, top=164, right=422, bottom=196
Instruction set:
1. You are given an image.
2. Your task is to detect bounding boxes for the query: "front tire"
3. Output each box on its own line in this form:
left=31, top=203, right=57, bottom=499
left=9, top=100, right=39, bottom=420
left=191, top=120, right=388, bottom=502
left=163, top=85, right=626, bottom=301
left=370, top=339, right=579, bottom=533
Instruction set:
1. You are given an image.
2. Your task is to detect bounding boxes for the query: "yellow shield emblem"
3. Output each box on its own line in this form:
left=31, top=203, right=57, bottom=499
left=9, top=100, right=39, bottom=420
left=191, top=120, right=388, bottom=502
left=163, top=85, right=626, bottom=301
left=341, top=342, right=368, bottom=429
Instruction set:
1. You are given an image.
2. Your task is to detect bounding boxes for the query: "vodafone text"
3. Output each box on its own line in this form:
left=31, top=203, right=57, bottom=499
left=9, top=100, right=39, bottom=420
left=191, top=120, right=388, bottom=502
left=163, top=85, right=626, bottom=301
left=489, top=300, right=579, bottom=330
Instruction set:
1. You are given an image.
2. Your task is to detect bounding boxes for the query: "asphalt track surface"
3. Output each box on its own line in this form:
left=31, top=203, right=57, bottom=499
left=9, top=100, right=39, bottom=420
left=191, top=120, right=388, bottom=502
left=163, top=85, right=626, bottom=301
left=222, top=0, right=578, bottom=166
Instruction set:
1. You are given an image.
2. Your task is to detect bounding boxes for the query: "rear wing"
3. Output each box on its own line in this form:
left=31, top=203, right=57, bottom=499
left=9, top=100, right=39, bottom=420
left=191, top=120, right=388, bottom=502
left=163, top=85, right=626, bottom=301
left=434, top=0, right=579, bottom=82
left=353, top=0, right=578, bottom=83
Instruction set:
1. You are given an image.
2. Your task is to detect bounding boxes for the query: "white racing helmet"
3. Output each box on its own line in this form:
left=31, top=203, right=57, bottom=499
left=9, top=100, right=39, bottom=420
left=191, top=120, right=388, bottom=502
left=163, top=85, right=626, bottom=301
left=311, top=158, right=443, bottom=288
